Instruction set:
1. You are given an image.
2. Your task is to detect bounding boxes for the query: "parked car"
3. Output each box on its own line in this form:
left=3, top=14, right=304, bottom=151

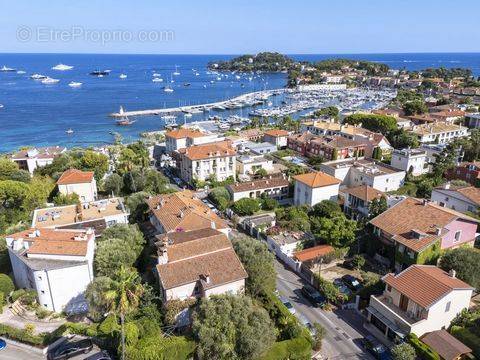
left=0, top=338, right=6, bottom=351
left=84, top=350, right=112, bottom=360
left=362, top=335, right=390, bottom=360
left=279, top=296, right=296, bottom=314
left=48, top=338, right=93, bottom=360
left=341, top=274, right=363, bottom=291
left=296, top=314, right=314, bottom=333
left=333, top=278, right=353, bottom=297
left=301, top=285, right=326, bottom=307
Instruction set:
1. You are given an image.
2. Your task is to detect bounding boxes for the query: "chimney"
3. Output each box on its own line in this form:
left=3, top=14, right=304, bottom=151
left=449, top=269, right=456, bottom=278
left=211, top=221, right=216, bottom=229
left=435, top=227, right=442, bottom=236
left=179, top=210, right=184, bottom=218
left=201, top=273, right=211, bottom=284
left=158, top=246, right=168, bottom=265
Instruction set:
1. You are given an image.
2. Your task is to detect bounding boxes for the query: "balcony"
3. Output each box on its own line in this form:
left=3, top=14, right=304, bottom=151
left=369, top=294, right=427, bottom=332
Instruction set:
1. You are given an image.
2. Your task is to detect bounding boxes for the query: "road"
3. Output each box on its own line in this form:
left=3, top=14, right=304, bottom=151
left=275, top=260, right=374, bottom=360
left=1, top=341, right=44, bottom=360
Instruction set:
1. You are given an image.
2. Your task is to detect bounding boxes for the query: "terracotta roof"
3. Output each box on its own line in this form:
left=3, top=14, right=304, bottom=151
left=383, top=265, right=473, bottom=309
left=293, top=244, right=334, bottom=262
left=146, top=190, right=227, bottom=232
left=310, top=135, right=366, bottom=149
left=157, top=248, right=247, bottom=290
left=456, top=186, right=480, bottom=205
left=8, top=228, right=92, bottom=257
left=421, top=330, right=472, bottom=360
left=57, top=169, right=95, bottom=185
left=178, top=141, right=236, bottom=160
left=165, top=128, right=205, bottom=139
left=156, top=229, right=230, bottom=262
left=343, top=185, right=384, bottom=202
left=294, top=171, right=341, bottom=188
left=227, top=177, right=289, bottom=193
left=370, top=197, right=479, bottom=252
left=264, top=129, right=289, bottom=137
left=412, top=122, right=468, bottom=136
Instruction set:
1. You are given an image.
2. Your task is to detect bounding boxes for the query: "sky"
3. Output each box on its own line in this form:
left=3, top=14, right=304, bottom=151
left=1, top=0, right=480, bottom=54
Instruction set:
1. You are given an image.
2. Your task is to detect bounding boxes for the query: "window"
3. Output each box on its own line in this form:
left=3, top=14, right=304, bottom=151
left=454, top=230, right=462, bottom=243
left=445, top=301, right=451, bottom=312
left=387, top=285, right=392, bottom=292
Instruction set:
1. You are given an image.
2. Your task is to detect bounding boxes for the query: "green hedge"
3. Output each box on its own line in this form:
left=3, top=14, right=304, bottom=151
left=126, top=335, right=195, bottom=360
left=407, top=333, right=441, bottom=360
left=260, top=336, right=311, bottom=360
left=0, top=323, right=45, bottom=346
left=450, top=325, right=480, bottom=358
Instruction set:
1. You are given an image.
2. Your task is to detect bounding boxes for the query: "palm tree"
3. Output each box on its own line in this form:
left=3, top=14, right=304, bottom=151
left=105, top=266, right=144, bottom=360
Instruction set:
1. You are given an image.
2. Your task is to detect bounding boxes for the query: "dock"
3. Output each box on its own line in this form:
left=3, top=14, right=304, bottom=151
left=109, top=89, right=285, bottom=118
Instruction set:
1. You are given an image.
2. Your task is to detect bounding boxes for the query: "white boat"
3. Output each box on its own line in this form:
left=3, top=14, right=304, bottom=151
left=152, top=78, right=163, bottom=83
left=68, top=81, right=82, bottom=87
left=235, top=75, right=241, bottom=80
left=183, top=113, right=193, bottom=118
left=41, top=77, right=60, bottom=84
left=66, top=128, right=74, bottom=134
left=52, top=63, right=73, bottom=71
left=119, top=74, right=127, bottom=79
left=152, top=73, right=161, bottom=77
left=30, top=74, right=47, bottom=80
left=216, top=76, right=222, bottom=81
left=195, top=72, right=200, bottom=76
left=0, top=66, right=16, bottom=72
left=173, top=66, right=180, bottom=76
left=164, top=86, right=174, bottom=93
left=16, top=70, right=26, bottom=74
left=0, top=104, right=4, bottom=109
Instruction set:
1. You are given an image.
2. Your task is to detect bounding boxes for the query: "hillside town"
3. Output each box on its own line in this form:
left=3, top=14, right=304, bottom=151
left=2, top=57, right=480, bottom=360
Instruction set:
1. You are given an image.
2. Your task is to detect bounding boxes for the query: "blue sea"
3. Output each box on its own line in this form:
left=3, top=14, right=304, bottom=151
left=0, top=53, right=479, bottom=152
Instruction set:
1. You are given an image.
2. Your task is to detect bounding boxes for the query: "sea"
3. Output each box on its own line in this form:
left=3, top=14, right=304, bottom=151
left=0, top=53, right=479, bottom=153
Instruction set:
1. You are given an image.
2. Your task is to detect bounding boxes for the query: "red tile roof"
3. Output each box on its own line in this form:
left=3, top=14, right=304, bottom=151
left=57, top=169, right=95, bottom=185
left=383, top=265, right=473, bottom=309
left=421, top=329, right=472, bottom=360
left=343, top=185, right=384, bottom=202
left=227, top=177, right=289, bottom=193
left=165, top=128, right=205, bottom=139
left=293, top=244, right=334, bottom=262
left=294, top=171, right=341, bottom=188
left=178, top=141, right=236, bottom=160
left=264, top=129, right=289, bottom=137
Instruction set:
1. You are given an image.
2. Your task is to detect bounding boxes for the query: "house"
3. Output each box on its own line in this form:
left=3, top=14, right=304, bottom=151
left=165, top=128, right=213, bottom=153
left=464, top=113, right=480, bottom=129
left=11, top=146, right=67, bottom=174
left=409, top=123, right=469, bottom=144
left=287, top=132, right=367, bottom=161
left=342, top=185, right=385, bottom=221
left=365, top=265, right=473, bottom=342
left=236, top=128, right=265, bottom=142
left=56, top=169, right=98, bottom=202
left=293, top=171, right=341, bottom=206
left=177, top=141, right=236, bottom=183
left=226, top=176, right=290, bottom=202
left=241, top=214, right=276, bottom=239
left=146, top=190, right=229, bottom=236
left=445, top=161, right=480, bottom=187
left=293, top=244, right=335, bottom=275
left=369, top=197, right=479, bottom=272
left=32, top=197, right=129, bottom=234
left=242, top=141, right=277, bottom=155
left=5, top=228, right=95, bottom=313
left=430, top=110, right=466, bottom=123
left=236, top=154, right=275, bottom=177
left=263, top=129, right=289, bottom=148
left=155, top=228, right=247, bottom=302
left=266, top=231, right=314, bottom=265
left=390, top=148, right=429, bottom=176
left=431, top=183, right=480, bottom=214
left=420, top=329, right=472, bottom=360
left=320, top=158, right=406, bottom=192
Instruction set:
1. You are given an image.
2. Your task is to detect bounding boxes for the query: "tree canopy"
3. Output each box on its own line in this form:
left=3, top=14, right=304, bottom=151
left=343, top=114, right=397, bottom=134
left=192, top=294, right=276, bottom=360
left=439, top=247, right=480, bottom=289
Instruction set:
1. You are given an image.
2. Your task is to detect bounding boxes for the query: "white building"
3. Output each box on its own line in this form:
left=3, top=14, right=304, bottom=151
left=227, top=176, right=290, bottom=202
left=57, top=169, right=98, bottom=202
left=6, top=228, right=95, bottom=313
left=431, top=183, right=480, bottom=214
left=11, top=146, right=67, bottom=174
left=391, top=148, right=429, bottom=176
left=293, top=171, right=341, bottom=207
left=178, top=141, right=236, bottom=183
left=165, top=128, right=219, bottom=154
left=155, top=228, right=247, bottom=302
left=32, top=197, right=129, bottom=233
left=320, top=158, right=406, bottom=192
left=410, top=123, right=469, bottom=144
left=366, top=265, right=473, bottom=342
left=342, top=185, right=385, bottom=221
left=266, top=231, right=314, bottom=265
left=263, top=129, right=289, bottom=148
left=236, top=154, right=275, bottom=177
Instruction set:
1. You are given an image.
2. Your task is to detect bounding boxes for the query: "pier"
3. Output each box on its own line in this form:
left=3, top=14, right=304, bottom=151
left=109, top=89, right=285, bottom=118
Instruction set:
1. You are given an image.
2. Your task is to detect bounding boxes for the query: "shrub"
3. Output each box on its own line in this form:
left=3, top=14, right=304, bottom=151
left=0, top=274, right=14, bottom=297
left=261, top=197, right=278, bottom=211
left=232, top=198, right=260, bottom=216
left=98, top=314, right=120, bottom=335
left=314, top=275, right=345, bottom=305
left=351, top=254, right=366, bottom=270
left=407, top=333, right=441, bottom=360
left=259, top=336, right=312, bottom=360
left=24, top=323, right=35, bottom=335
left=312, top=323, right=326, bottom=351
left=450, top=325, right=480, bottom=358
left=35, top=306, right=52, bottom=320
left=0, top=323, right=44, bottom=345
left=391, top=342, right=416, bottom=360
left=11, top=289, right=26, bottom=302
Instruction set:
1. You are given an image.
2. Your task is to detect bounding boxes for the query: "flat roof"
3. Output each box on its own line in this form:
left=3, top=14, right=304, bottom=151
left=322, top=158, right=403, bottom=176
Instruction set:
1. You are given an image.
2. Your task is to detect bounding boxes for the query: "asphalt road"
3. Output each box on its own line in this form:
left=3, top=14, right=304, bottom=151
left=1, top=341, right=44, bottom=360
left=275, top=260, right=374, bottom=360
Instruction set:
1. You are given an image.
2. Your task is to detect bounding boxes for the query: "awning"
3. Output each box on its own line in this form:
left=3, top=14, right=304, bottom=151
left=366, top=306, right=407, bottom=337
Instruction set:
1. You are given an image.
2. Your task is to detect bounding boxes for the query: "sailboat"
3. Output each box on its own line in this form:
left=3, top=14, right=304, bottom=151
left=119, top=74, right=127, bottom=79
left=164, top=86, right=174, bottom=93
left=173, top=65, right=180, bottom=76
